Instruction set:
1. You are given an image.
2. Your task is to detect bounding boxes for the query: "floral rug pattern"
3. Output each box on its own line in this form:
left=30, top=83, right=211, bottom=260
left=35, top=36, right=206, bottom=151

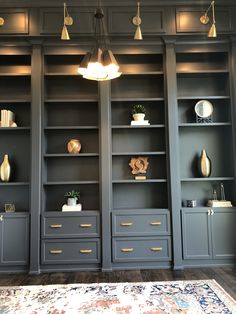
left=0, top=279, right=236, bottom=313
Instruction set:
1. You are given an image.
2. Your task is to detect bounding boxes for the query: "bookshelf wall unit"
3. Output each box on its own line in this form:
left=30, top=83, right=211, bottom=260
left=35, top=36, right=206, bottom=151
left=0, top=47, right=31, bottom=271
left=41, top=50, right=101, bottom=271
left=110, top=53, right=171, bottom=269
left=0, top=0, right=236, bottom=273
left=175, top=44, right=236, bottom=266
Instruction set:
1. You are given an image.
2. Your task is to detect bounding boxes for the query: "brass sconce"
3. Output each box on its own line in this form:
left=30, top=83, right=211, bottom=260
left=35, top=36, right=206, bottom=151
left=200, top=0, right=217, bottom=38
left=0, top=17, right=4, bottom=26
left=132, top=2, right=143, bottom=40
left=61, top=2, right=73, bottom=40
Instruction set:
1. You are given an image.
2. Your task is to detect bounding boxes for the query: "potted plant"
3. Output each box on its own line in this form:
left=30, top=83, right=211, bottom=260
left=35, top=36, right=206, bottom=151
left=65, top=190, right=80, bottom=206
left=132, top=104, right=146, bottom=121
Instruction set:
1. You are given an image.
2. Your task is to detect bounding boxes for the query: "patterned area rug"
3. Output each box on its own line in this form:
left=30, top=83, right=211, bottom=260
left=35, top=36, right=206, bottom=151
left=0, top=279, right=236, bottom=313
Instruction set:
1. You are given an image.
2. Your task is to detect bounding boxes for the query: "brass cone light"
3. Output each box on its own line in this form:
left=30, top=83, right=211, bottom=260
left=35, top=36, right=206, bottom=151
left=132, top=2, right=143, bottom=40
left=134, top=25, right=143, bottom=40
left=208, top=23, right=217, bottom=38
left=61, top=3, right=73, bottom=40
left=61, top=25, right=70, bottom=40
left=78, top=4, right=121, bottom=81
left=200, top=0, right=217, bottom=38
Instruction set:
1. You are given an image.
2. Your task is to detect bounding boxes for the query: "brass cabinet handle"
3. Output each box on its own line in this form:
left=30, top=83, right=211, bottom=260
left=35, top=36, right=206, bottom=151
left=49, top=250, right=63, bottom=254
left=79, top=249, right=93, bottom=254
left=121, top=248, right=134, bottom=252
left=0, top=215, right=3, bottom=222
left=120, top=222, right=133, bottom=227
left=79, top=224, right=92, bottom=228
left=150, top=247, right=163, bottom=251
left=150, top=221, right=161, bottom=226
left=50, top=224, right=62, bottom=228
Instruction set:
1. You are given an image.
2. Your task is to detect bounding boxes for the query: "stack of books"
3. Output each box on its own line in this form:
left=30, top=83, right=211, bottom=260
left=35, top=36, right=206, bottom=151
left=0, top=109, right=17, bottom=127
left=131, top=120, right=150, bottom=126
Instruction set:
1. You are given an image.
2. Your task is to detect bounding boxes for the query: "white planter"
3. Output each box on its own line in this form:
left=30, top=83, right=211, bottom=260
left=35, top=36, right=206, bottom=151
left=133, top=113, right=145, bottom=121
left=67, top=198, right=77, bottom=206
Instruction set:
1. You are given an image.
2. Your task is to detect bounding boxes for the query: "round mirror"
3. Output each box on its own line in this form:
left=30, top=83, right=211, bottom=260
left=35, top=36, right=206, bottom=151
left=194, top=100, right=213, bottom=118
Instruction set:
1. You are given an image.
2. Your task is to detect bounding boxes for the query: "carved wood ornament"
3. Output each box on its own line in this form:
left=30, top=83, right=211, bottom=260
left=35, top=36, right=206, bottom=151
left=129, top=157, right=149, bottom=175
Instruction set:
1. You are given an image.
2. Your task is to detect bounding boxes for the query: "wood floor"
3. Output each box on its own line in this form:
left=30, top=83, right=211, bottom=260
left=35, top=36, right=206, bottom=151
left=0, top=267, right=236, bottom=300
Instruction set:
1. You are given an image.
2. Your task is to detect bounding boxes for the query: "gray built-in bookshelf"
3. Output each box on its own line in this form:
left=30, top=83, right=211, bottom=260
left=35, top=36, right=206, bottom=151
left=0, top=0, right=236, bottom=274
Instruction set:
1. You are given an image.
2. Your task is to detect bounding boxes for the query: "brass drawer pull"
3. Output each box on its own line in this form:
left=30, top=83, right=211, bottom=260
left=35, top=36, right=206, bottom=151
left=50, top=224, right=62, bottom=228
left=150, top=247, right=163, bottom=251
left=49, top=250, right=63, bottom=254
left=120, top=222, right=133, bottom=227
left=79, top=249, right=93, bottom=254
left=121, top=248, right=134, bottom=252
left=150, top=221, right=161, bottom=226
left=79, top=224, right=92, bottom=228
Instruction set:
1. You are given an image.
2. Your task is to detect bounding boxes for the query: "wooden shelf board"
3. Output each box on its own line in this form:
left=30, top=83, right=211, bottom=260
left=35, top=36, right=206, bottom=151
left=44, top=126, right=98, bottom=130
left=44, top=153, right=99, bottom=157
left=111, top=98, right=164, bottom=102
left=179, top=123, right=231, bottom=127
left=112, top=124, right=165, bottom=129
left=178, top=96, right=230, bottom=100
left=112, top=179, right=167, bottom=183
left=0, top=99, right=31, bottom=103
left=0, top=127, right=30, bottom=131
left=44, top=181, right=99, bottom=185
left=44, top=99, right=98, bottom=103
left=0, top=73, right=31, bottom=76
left=112, top=152, right=166, bottom=156
left=181, top=177, right=235, bottom=182
left=177, top=70, right=229, bottom=74
left=0, top=182, right=30, bottom=186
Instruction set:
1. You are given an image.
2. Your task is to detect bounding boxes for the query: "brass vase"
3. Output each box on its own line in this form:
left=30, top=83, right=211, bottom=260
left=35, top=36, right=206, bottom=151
left=199, top=149, right=211, bottom=177
left=0, top=154, right=11, bottom=182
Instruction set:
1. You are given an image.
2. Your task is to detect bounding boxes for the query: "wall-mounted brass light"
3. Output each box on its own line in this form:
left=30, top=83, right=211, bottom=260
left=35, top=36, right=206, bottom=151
left=132, top=2, right=143, bottom=40
left=61, top=3, right=73, bottom=40
left=0, top=17, right=5, bottom=26
left=200, top=0, right=217, bottom=38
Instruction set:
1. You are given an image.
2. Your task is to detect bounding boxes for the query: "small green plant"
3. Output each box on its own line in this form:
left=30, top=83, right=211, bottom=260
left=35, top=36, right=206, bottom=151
left=132, top=104, right=146, bottom=115
left=65, top=190, right=80, bottom=201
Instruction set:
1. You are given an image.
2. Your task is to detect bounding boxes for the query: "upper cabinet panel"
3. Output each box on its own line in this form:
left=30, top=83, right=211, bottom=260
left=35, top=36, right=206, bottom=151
left=40, top=8, right=95, bottom=35
left=0, top=9, right=28, bottom=34
left=108, top=7, right=166, bottom=35
left=176, top=7, right=233, bottom=33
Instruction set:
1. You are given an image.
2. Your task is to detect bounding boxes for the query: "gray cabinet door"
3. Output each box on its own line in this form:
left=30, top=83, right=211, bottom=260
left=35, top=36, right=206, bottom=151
left=0, top=214, right=29, bottom=265
left=181, top=209, right=212, bottom=259
left=211, top=209, right=236, bottom=259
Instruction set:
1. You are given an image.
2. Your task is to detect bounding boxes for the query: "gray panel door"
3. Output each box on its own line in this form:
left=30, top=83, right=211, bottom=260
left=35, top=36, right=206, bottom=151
left=0, top=215, right=29, bottom=265
left=181, top=209, right=212, bottom=259
left=212, top=209, right=236, bottom=259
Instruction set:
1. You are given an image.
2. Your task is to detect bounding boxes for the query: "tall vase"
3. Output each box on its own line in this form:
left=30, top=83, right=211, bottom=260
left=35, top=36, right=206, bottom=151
left=199, top=149, right=211, bottom=177
left=0, top=154, right=11, bottom=182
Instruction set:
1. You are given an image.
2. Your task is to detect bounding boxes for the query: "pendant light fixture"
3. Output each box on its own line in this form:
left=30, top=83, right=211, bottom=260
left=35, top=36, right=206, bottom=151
left=132, top=2, right=143, bottom=40
left=200, top=0, right=217, bottom=38
left=78, top=4, right=121, bottom=81
left=61, top=3, right=73, bottom=40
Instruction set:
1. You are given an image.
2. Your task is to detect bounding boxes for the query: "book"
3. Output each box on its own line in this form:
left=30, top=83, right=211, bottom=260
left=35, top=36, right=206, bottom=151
left=62, top=204, right=82, bottom=211
left=207, top=200, right=233, bottom=207
left=131, top=120, right=150, bottom=126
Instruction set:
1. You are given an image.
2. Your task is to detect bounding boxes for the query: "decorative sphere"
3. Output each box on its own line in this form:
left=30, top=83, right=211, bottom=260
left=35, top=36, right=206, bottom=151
left=67, top=139, right=81, bottom=154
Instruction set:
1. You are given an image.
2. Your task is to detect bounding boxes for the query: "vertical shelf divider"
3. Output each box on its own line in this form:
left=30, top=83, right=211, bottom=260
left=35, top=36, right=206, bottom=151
left=29, top=43, right=42, bottom=274
left=165, top=40, right=183, bottom=270
left=99, top=81, right=112, bottom=271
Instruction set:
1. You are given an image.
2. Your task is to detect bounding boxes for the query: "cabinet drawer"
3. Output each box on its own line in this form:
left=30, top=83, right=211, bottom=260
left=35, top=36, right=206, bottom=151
left=42, top=214, right=100, bottom=238
left=112, top=210, right=170, bottom=236
left=41, top=239, right=100, bottom=264
left=112, top=237, right=171, bottom=262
